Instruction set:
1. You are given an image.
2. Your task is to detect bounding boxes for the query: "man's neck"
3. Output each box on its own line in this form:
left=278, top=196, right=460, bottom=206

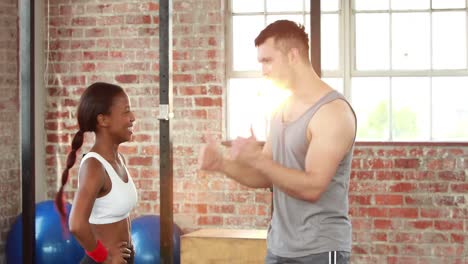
left=289, top=66, right=325, bottom=101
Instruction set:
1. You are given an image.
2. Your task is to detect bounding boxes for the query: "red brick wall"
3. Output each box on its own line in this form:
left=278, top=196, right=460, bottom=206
left=42, top=0, right=467, bottom=263
left=0, top=0, right=19, bottom=261
left=350, top=143, right=467, bottom=263
left=43, top=0, right=253, bottom=231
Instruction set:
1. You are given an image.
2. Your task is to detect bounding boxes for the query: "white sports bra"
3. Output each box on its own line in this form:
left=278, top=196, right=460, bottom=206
left=79, top=152, right=138, bottom=224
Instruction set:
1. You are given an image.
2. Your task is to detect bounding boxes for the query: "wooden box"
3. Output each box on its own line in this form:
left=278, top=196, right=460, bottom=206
left=181, top=228, right=268, bottom=264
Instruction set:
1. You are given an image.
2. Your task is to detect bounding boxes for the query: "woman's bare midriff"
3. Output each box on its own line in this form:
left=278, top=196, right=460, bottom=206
left=91, top=218, right=132, bottom=249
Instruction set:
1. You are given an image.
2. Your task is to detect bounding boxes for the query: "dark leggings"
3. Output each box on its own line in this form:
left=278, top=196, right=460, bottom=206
left=80, top=248, right=135, bottom=264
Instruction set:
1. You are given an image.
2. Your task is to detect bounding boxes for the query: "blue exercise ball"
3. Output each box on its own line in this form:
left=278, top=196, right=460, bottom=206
left=131, top=215, right=181, bottom=264
left=6, top=200, right=84, bottom=264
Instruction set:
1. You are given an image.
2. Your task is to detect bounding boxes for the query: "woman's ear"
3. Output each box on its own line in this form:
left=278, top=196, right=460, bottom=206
left=96, top=113, right=110, bottom=128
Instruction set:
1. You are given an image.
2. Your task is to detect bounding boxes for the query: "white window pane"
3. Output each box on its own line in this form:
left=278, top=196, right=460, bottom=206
left=354, top=0, right=389, bottom=11
left=432, top=12, right=467, bottom=69
left=432, top=77, right=468, bottom=140
left=391, top=13, right=430, bottom=70
left=351, top=77, right=390, bottom=141
left=320, top=0, right=340, bottom=12
left=391, top=0, right=430, bottom=10
left=391, top=77, right=430, bottom=140
left=266, top=15, right=305, bottom=27
left=355, top=14, right=390, bottom=70
left=232, top=0, right=264, bottom=13
left=228, top=79, right=265, bottom=140
left=305, top=15, right=311, bottom=60
left=228, top=78, right=290, bottom=141
left=232, top=16, right=265, bottom=71
left=321, top=14, right=340, bottom=71
left=432, top=0, right=466, bottom=9
left=305, top=14, right=311, bottom=42
left=266, top=0, right=303, bottom=12
left=322, top=78, right=343, bottom=94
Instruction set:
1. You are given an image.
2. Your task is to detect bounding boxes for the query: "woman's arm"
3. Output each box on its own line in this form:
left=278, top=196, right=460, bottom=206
left=68, top=158, right=106, bottom=251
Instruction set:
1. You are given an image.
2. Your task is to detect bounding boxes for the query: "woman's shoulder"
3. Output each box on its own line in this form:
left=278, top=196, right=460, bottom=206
left=79, top=152, right=107, bottom=174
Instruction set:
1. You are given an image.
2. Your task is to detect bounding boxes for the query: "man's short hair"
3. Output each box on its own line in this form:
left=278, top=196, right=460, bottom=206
left=254, top=20, right=310, bottom=61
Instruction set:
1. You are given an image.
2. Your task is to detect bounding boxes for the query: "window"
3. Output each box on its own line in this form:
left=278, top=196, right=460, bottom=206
left=227, top=0, right=468, bottom=141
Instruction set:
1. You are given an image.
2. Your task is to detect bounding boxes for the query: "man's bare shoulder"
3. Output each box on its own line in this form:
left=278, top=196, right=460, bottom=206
left=316, top=98, right=354, bottom=122
left=308, top=98, right=356, bottom=141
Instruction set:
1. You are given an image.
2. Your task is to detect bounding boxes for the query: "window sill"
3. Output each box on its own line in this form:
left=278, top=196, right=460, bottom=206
left=355, top=141, right=468, bottom=147
left=222, top=141, right=468, bottom=147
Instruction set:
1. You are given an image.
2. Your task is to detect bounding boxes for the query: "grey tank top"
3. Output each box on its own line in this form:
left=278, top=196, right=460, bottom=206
left=267, top=90, right=355, bottom=258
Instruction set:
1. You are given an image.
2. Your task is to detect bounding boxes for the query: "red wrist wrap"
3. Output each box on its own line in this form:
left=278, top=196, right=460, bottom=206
left=85, top=240, right=108, bottom=262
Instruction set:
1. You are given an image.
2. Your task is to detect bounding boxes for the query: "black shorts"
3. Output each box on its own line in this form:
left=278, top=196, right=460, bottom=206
left=265, top=250, right=350, bottom=264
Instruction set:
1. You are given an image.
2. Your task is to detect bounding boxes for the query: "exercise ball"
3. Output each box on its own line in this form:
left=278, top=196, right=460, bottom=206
left=131, top=215, right=181, bottom=264
left=6, top=200, right=84, bottom=263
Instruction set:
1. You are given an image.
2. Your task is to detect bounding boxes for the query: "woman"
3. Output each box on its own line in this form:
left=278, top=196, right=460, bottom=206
left=55, top=82, right=138, bottom=264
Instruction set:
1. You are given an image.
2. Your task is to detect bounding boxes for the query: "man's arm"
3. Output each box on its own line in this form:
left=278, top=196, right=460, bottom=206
left=240, top=100, right=356, bottom=202
left=199, top=135, right=272, bottom=189
left=221, top=137, right=272, bottom=188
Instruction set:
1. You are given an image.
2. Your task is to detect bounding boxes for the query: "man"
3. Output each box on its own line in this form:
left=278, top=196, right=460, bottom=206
left=199, top=20, right=356, bottom=264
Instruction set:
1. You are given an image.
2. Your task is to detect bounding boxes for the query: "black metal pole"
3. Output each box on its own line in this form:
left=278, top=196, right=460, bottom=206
left=310, top=0, right=321, bottom=77
left=159, top=0, right=174, bottom=263
left=19, top=0, right=35, bottom=263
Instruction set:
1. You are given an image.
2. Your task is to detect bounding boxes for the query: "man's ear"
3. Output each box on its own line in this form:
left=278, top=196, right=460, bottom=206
left=96, top=113, right=110, bottom=128
left=288, top=48, right=301, bottom=64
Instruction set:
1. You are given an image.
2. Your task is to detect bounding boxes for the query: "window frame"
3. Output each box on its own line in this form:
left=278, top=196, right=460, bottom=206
left=226, top=0, right=468, bottom=142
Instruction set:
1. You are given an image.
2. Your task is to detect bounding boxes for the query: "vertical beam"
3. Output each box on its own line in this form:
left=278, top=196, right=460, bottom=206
left=159, top=0, right=174, bottom=263
left=310, top=0, right=321, bottom=76
left=19, top=0, right=36, bottom=263
left=34, top=0, right=46, bottom=203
